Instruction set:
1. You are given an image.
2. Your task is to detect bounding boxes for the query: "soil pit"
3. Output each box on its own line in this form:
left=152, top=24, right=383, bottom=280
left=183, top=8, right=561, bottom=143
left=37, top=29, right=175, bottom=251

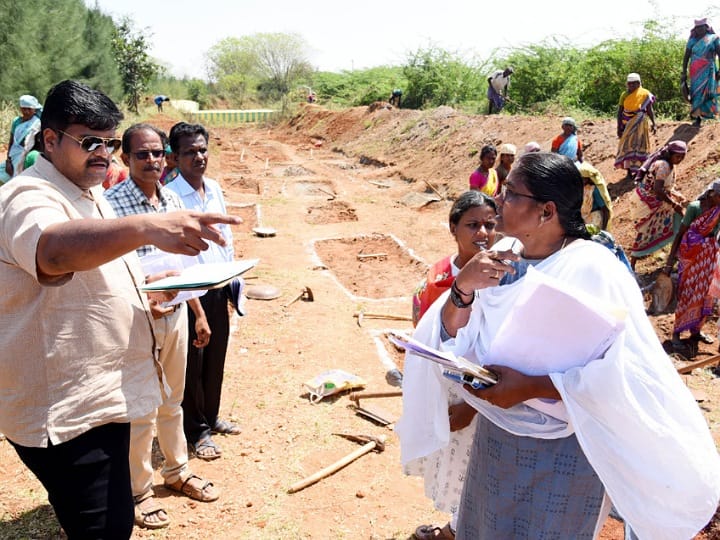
left=286, top=179, right=337, bottom=198
left=283, top=165, right=315, bottom=177
left=305, top=200, right=359, bottom=225
left=312, top=233, right=427, bottom=299
left=223, top=174, right=262, bottom=195
left=226, top=202, right=259, bottom=233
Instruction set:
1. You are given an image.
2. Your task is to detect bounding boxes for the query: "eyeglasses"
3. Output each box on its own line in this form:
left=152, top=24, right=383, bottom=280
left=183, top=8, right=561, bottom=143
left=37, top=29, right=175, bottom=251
left=498, top=184, right=544, bottom=203
left=56, top=130, right=122, bottom=154
left=131, top=150, right=165, bottom=160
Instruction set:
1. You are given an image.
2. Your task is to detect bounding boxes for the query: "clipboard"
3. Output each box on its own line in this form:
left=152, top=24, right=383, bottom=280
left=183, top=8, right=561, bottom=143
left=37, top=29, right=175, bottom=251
left=388, top=331, right=498, bottom=386
left=139, top=258, right=259, bottom=292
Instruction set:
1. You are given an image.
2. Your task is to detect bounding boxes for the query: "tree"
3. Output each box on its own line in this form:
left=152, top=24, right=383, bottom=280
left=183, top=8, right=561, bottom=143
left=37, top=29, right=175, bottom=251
left=207, top=33, right=312, bottom=111
left=112, top=17, right=158, bottom=113
left=80, top=6, right=123, bottom=100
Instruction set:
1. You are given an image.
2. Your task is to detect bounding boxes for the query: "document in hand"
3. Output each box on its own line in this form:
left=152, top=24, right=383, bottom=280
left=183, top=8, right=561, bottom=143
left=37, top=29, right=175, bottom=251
left=139, top=251, right=208, bottom=306
left=139, top=258, right=259, bottom=292
left=486, top=265, right=627, bottom=375
left=388, top=331, right=498, bottom=386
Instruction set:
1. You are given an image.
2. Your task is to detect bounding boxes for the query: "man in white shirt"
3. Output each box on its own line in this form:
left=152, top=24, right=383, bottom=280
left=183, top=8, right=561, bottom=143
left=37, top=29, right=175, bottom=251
left=165, top=122, right=240, bottom=461
left=487, top=67, right=514, bottom=114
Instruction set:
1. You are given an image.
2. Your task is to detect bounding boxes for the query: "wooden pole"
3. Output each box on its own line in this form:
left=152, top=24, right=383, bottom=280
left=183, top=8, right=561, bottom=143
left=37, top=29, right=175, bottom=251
left=676, top=354, right=720, bottom=374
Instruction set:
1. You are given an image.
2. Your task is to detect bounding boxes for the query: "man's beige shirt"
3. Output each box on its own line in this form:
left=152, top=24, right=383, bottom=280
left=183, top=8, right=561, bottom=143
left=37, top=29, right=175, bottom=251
left=0, top=156, right=162, bottom=447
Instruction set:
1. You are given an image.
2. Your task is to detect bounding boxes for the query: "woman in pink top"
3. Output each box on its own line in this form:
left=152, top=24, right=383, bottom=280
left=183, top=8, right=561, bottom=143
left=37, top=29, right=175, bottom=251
left=468, top=144, right=499, bottom=196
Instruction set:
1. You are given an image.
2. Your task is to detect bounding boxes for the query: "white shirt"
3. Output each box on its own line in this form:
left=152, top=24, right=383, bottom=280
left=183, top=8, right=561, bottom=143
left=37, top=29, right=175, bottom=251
left=489, top=70, right=511, bottom=94
left=165, top=173, right=234, bottom=264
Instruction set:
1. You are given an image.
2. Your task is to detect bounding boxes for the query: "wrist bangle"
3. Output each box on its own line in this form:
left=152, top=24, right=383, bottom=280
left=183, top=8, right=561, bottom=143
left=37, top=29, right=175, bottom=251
left=450, top=281, right=474, bottom=308
left=453, top=280, right=472, bottom=297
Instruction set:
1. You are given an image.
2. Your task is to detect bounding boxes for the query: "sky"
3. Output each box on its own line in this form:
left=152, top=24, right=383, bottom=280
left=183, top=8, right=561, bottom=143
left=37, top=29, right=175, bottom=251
left=87, top=0, right=720, bottom=80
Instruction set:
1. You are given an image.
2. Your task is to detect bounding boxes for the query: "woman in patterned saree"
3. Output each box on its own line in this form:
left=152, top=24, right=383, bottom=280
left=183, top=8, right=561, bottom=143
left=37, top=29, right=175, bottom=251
left=614, top=73, right=656, bottom=179
left=682, top=18, right=720, bottom=127
left=629, top=140, right=688, bottom=270
left=664, top=180, right=720, bottom=350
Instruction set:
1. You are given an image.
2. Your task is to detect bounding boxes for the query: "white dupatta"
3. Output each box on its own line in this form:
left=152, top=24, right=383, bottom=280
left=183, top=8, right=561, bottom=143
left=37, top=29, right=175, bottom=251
left=396, top=239, right=720, bottom=539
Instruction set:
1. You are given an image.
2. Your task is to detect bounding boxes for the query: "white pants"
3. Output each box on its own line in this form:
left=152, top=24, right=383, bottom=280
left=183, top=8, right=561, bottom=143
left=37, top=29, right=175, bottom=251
left=129, top=303, right=191, bottom=499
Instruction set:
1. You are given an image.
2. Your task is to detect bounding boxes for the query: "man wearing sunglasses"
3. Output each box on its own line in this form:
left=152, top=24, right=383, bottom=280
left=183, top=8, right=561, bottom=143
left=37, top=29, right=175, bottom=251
left=0, top=79, right=240, bottom=540
left=105, top=123, right=220, bottom=530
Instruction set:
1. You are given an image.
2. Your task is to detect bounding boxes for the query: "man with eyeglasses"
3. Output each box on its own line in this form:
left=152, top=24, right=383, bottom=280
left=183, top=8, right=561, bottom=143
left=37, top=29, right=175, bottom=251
left=105, top=123, right=220, bottom=530
left=165, top=122, right=241, bottom=462
left=0, top=80, right=239, bottom=539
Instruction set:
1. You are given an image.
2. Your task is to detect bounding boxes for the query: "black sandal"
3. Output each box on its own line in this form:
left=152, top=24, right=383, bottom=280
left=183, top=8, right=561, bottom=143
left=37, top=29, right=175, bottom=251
left=691, top=332, right=715, bottom=345
left=193, top=437, right=222, bottom=460
left=212, top=419, right=242, bottom=435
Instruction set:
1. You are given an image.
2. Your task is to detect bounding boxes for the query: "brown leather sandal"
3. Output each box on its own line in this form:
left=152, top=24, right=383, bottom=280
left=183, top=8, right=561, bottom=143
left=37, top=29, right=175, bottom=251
left=134, top=495, right=170, bottom=529
left=164, top=474, right=220, bottom=502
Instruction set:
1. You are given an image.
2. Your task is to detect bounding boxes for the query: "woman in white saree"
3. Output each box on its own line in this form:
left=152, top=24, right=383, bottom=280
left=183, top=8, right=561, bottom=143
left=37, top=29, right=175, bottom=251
left=396, top=152, right=720, bottom=539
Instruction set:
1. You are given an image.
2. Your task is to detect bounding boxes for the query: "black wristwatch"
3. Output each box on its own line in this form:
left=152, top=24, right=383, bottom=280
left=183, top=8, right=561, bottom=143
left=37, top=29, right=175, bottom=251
left=450, top=281, right=474, bottom=308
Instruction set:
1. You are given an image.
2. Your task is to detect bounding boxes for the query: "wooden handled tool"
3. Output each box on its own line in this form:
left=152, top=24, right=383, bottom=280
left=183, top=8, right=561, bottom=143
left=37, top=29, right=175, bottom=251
left=353, top=310, right=412, bottom=327
left=287, top=434, right=386, bottom=494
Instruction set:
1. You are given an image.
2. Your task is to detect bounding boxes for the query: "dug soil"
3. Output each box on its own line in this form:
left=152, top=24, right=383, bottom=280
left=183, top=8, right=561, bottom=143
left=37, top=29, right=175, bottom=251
left=2, top=103, right=720, bottom=539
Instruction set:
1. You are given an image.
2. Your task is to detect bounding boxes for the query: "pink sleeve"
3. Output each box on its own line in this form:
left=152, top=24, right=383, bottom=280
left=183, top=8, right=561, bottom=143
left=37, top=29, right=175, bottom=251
left=469, top=170, right=486, bottom=190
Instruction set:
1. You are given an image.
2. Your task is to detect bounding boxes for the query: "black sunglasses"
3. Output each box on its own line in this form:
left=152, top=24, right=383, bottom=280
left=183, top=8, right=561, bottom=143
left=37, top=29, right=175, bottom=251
left=56, top=130, right=122, bottom=154
left=131, top=150, right=165, bottom=160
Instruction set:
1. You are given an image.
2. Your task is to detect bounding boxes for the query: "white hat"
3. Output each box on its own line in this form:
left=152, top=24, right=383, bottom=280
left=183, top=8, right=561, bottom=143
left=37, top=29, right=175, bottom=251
left=627, top=73, right=641, bottom=83
left=498, top=143, right=517, bottom=155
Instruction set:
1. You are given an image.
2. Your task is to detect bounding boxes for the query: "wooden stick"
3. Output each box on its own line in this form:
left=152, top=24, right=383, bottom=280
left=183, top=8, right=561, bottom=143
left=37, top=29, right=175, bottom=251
left=676, top=354, right=720, bottom=374
left=356, top=253, right=387, bottom=260
left=352, top=311, right=412, bottom=321
left=287, top=440, right=378, bottom=493
left=423, top=178, right=444, bottom=199
left=317, top=186, right=336, bottom=199
left=349, top=391, right=403, bottom=401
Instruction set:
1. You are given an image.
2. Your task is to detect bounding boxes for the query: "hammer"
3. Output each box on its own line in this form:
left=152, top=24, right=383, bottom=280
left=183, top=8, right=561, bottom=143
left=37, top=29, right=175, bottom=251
left=287, top=434, right=387, bottom=493
left=284, top=286, right=314, bottom=308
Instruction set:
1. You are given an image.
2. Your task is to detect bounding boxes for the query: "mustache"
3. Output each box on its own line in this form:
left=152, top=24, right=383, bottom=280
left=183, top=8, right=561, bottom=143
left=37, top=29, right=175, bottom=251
left=87, top=158, right=110, bottom=167
left=143, top=165, right=162, bottom=172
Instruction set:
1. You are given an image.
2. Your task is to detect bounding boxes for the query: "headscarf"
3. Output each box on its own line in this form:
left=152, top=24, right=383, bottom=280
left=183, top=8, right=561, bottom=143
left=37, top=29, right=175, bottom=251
left=635, top=140, right=688, bottom=182
left=690, top=18, right=715, bottom=36
left=498, top=143, right=517, bottom=156
left=524, top=141, right=541, bottom=153
left=700, top=178, right=720, bottom=199
left=562, top=117, right=577, bottom=134
left=18, top=95, right=41, bottom=109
